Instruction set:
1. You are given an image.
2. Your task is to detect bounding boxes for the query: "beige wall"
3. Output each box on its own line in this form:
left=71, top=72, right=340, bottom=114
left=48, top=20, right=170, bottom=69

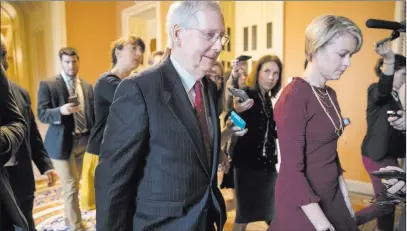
left=218, top=1, right=235, bottom=71
left=9, top=2, right=56, bottom=113
left=283, top=1, right=396, bottom=183
left=234, top=1, right=284, bottom=71
left=116, top=1, right=134, bottom=38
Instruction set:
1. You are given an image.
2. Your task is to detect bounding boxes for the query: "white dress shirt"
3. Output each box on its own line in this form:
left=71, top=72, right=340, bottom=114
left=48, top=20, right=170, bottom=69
left=170, top=55, right=198, bottom=107
left=169, top=55, right=213, bottom=142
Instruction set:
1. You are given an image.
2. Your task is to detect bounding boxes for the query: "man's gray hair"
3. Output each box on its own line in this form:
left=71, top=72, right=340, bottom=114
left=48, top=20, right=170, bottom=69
left=165, top=1, right=221, bottom=49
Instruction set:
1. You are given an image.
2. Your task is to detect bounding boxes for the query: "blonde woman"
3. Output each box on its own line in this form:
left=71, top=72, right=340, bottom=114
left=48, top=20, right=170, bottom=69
left=268, top=15, right=363, bottom=231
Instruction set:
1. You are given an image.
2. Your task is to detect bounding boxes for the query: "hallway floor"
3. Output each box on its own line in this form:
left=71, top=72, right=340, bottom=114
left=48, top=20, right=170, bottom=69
left=33, top=123, right=402, bottom=230
left=32, top=169, right=402, bottom=231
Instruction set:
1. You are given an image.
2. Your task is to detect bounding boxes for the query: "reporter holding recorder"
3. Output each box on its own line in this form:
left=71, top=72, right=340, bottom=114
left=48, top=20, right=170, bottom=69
left=268, top=15, right=363, bottom=231
left=231, top=55, right=282, bottom=231
left=356, top=41, right=406, bottom=231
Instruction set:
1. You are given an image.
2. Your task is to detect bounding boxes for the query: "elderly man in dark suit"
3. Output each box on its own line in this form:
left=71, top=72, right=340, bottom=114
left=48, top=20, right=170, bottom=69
left=95, top=1, right=246, bottom=231
left=37, top=47, right=94, bottom=231
left=0, top=35, right=28, bottom=231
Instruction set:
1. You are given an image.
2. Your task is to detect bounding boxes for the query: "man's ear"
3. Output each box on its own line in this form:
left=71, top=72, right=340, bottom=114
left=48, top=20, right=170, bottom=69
left=172, top=24, right=182, bottom=47
left=115, top=48, right=121, bottom=60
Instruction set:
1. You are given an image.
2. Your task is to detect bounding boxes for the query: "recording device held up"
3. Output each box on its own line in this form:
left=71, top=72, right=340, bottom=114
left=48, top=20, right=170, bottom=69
left=366, top=18, right=405, bottom=47
left=228, top=87, right=250, bottom=103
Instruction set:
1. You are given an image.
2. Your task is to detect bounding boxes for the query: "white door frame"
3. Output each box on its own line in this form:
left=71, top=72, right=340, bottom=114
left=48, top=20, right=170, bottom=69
left=121, top=1, right=161, bottom=50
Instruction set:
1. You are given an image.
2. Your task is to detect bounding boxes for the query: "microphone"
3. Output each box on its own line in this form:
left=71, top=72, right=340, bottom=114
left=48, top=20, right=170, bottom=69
left=366, top=19, right=405, bottom=32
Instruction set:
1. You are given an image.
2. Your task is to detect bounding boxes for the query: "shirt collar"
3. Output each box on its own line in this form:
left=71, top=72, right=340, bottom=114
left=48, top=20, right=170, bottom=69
left=170, top=55, right=196, bottom=92
left=60, top=71, right=80, bottom=83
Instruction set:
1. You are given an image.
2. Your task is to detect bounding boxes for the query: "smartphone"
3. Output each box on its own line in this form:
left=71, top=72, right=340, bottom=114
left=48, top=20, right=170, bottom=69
left=231, top=111, right=246, bottom=130
left=68, top=95, right=80, bottom=106
left=228, top=87, right=250, bottom=102
left=236, top=55, right=252, bottom=62
left=371, top=170, right=406, bottom=181
left=387, top=110, right=402, bottom=118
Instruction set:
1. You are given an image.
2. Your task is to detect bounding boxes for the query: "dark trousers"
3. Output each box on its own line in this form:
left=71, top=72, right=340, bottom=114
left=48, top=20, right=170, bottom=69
left=14, top=195, right=35, bottom=231
left=356, top=156, right=398, bottom=231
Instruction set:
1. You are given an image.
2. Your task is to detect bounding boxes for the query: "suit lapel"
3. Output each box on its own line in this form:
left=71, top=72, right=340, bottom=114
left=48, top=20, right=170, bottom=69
left=160, top=59, right=211, bottom=176
left=203, top=77, right=220, bottom=177
left=56, top=74, right=69, bottom=104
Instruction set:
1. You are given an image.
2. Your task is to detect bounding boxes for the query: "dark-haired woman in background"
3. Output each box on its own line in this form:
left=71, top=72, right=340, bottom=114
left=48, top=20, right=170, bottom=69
left=356, top=41, right=406, bottom=231
left=231, top=55, right=282, bottom=231
left=208, top=61, right=225, bottom=115
left=80, top=36, right=145, bottom=210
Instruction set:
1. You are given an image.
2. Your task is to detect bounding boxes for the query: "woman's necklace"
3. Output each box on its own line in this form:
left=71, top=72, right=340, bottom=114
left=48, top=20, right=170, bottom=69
left=309, top=84, right=343, bottom=137
left=258, top=92, right=271, bottom=157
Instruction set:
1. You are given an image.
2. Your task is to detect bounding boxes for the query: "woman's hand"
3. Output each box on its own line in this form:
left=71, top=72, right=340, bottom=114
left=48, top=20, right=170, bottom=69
left=231, top=59, right=245, bottom=79
left=379, top=166, right=406, bottom=194
left=233, top=96, right=254, bottom=113
left=374, top=40, right=395, bottom=63
left=220, top=117, right=248, bottom=147
left=388, top=110, right=406, bottom=131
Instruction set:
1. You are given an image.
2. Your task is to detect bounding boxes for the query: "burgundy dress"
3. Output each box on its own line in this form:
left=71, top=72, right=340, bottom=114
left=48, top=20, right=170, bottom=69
left=268, top=78, right=359, bottom=231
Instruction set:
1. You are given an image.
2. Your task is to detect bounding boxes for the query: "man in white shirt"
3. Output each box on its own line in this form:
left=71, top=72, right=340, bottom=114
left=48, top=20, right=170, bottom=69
left=37, top=47, right=95, bottom=231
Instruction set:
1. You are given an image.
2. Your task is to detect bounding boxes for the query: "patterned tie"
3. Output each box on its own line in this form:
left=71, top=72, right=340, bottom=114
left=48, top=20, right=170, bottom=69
left=194, top=81, right=212, bottom=167
left=68, top=78, right=86, bottom=133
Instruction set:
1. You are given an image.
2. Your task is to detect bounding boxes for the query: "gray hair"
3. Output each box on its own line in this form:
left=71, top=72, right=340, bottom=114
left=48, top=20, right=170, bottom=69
left=305, top=15, right=363, bottom=60
left=165, top=1, right=221, bottom=49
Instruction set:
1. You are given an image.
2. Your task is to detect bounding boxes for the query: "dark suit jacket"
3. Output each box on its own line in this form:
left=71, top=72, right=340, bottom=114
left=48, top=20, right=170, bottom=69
left=37, top=74, right=95, bottom=160
left=95, top=58, right=226, bottom=231
left=6, top=81, right=54, bottom=200
left=0, top=67, right=29, bottom=231
left=362, top=73, right=406, bottom=160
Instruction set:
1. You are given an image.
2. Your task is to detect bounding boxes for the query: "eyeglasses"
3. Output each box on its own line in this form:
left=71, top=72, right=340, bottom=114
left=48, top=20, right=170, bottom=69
left=185, top=27, right=230, bottom=46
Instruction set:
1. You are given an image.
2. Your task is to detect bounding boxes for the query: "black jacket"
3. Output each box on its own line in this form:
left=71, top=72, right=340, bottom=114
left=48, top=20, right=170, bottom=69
left=37, top=75, right=94, bottom=160
left=6, top=81, right=53, bottom=201
left=361, top=73, right=406, bottom=160
left=87, top=72, right=121, bottom=155
left=0, top=66, right=28, bottom=231
left=232, top=88, right=278, bottom=169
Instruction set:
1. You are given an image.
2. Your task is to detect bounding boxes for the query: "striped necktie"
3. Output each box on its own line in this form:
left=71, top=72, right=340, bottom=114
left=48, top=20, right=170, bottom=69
left=68, top=78, right=86, bottom=133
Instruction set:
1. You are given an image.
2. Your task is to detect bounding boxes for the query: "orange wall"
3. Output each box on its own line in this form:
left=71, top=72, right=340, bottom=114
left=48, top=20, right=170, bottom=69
left=159, top=1, right=174, bottom=50
left=284, top=1, right=396, bottom=182
left=65, top=1, right=117, bottom=84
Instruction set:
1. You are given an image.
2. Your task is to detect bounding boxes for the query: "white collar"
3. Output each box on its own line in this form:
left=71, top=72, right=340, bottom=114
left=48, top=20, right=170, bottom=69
left=170, top=55, right=196, bottom=92
left=60, top=71, right=80, bottom=83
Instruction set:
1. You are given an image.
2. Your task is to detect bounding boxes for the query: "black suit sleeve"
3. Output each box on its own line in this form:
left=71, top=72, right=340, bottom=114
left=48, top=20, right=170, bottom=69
left=0, top=68, right=27, bottom=163
left=95, top=77, right=149, bottom=231
left=369, top=73, right=394, bottom=105
left=23, top=91, right=54, bottom=173
left=37, top=81, right=62, bottom=125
